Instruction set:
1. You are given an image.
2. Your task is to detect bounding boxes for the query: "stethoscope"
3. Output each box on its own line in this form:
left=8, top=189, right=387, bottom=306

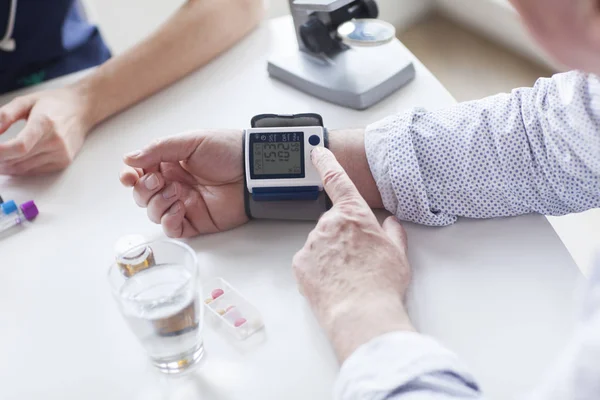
left=0, top=0, right=17, bottom=52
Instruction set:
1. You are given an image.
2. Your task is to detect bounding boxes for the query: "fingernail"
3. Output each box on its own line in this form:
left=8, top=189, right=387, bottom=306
left=170, top=202, right=181, bottom=215
left=125, top=150, right=142, bottom=158
left=144, top=173, right=159, bottom=190
left=163, top=183, right=178, bottom=199
left=311, top=147, right=323, bottom=159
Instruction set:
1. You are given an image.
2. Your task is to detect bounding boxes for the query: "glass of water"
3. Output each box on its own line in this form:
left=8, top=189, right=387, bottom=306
left=108, top=239, right=204, bottom=374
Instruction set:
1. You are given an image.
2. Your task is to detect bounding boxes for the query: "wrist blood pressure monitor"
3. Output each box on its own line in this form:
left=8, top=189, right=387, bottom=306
left=243, top=114, right=329, bottom=220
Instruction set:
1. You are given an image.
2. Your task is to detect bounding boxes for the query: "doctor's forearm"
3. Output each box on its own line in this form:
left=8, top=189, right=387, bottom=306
left=74, top=0, right=264, bottom=129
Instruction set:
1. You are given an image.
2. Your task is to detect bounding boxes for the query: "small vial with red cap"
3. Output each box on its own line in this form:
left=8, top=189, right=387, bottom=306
left=0, top=200, right=39, bottom=233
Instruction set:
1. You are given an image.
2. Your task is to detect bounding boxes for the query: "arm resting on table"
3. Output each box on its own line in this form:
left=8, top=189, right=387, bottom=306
left=335, top=332, right=483, bottom=400
left=331, top=71, right=600, bottom=226
left=75, top=0, right=264, bottom=129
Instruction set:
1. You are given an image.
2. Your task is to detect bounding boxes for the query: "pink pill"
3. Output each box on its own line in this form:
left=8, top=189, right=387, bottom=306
left=225, top=305, right=235, bottom=313
left=211, top=288, right=224, bottom=299
left=234, top=317, right=247, bottom=327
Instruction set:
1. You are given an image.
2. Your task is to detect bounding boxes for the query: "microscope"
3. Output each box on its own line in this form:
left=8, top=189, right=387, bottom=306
left=268, top=0, right=415, bottom=110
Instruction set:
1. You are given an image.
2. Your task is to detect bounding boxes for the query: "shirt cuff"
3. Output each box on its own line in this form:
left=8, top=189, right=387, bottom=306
left=365, top=111, right=457, bottom=226
left=334, top=332, right=479, bottom=400
left=365, top=114, right=399, bottom=216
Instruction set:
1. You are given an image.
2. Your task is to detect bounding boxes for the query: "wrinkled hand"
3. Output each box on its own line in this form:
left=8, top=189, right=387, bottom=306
left=120, top=130, right=247, bottom=238
left=0, top=87, right=92, bottom=175
left=293, top=147, right=413, bottom=361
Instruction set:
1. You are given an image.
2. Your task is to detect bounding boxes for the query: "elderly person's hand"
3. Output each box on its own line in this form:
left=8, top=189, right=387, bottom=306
left=293, top=147, right=415, bottom=362
left=120, top=130, right=248, bottom=238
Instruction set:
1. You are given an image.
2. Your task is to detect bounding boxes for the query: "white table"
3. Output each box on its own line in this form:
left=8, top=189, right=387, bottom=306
left=0, top=16, right=583, bottom=400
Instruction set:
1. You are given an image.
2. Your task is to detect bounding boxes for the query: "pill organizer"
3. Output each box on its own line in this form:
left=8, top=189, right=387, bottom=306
left=203, top=278, right=264, bottom=340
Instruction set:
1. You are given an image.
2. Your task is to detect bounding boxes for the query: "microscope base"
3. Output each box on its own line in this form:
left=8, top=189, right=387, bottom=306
left=267, top=39, right=415, bottom=110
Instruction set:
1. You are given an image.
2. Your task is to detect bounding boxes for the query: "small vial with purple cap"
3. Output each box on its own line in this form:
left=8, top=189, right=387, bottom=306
left=1, top=200, right=33, bottom=217
left=0, top=200, right=39, bottom=232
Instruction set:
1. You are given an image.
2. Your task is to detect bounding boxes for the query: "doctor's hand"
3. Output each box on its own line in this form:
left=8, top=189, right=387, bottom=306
left=293, top=147, right=414, bottom=363
left=120, top=130, right=247, bottom=238
left=0, top=87, right=93, bottom=175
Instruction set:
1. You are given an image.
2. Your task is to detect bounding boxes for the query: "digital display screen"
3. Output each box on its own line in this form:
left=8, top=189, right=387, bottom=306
left=250, top=132, right=304, bottom=179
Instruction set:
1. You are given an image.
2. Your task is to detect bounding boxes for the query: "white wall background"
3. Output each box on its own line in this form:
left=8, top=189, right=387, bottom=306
left=377, top=0, right=434, bottom=32
left=83, top=0, right=434, bottom=54
left=85, top=0, right=555, bottom=70
left=436, top=0, right=560, bottom=70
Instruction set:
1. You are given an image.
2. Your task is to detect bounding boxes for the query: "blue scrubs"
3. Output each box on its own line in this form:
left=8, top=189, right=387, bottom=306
left=0, top=0, right=111, bottom=94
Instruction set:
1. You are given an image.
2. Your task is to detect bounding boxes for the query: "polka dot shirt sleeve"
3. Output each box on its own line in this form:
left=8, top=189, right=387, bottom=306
left=365, top=71, right=600, bottom=226
left=335, top=332, right=483, bottom=400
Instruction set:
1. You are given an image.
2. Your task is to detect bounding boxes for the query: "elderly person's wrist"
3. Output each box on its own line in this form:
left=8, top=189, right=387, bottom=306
left=322, top=293, right=415, bottom=363
left=328, top=128, right=384, bottom=209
